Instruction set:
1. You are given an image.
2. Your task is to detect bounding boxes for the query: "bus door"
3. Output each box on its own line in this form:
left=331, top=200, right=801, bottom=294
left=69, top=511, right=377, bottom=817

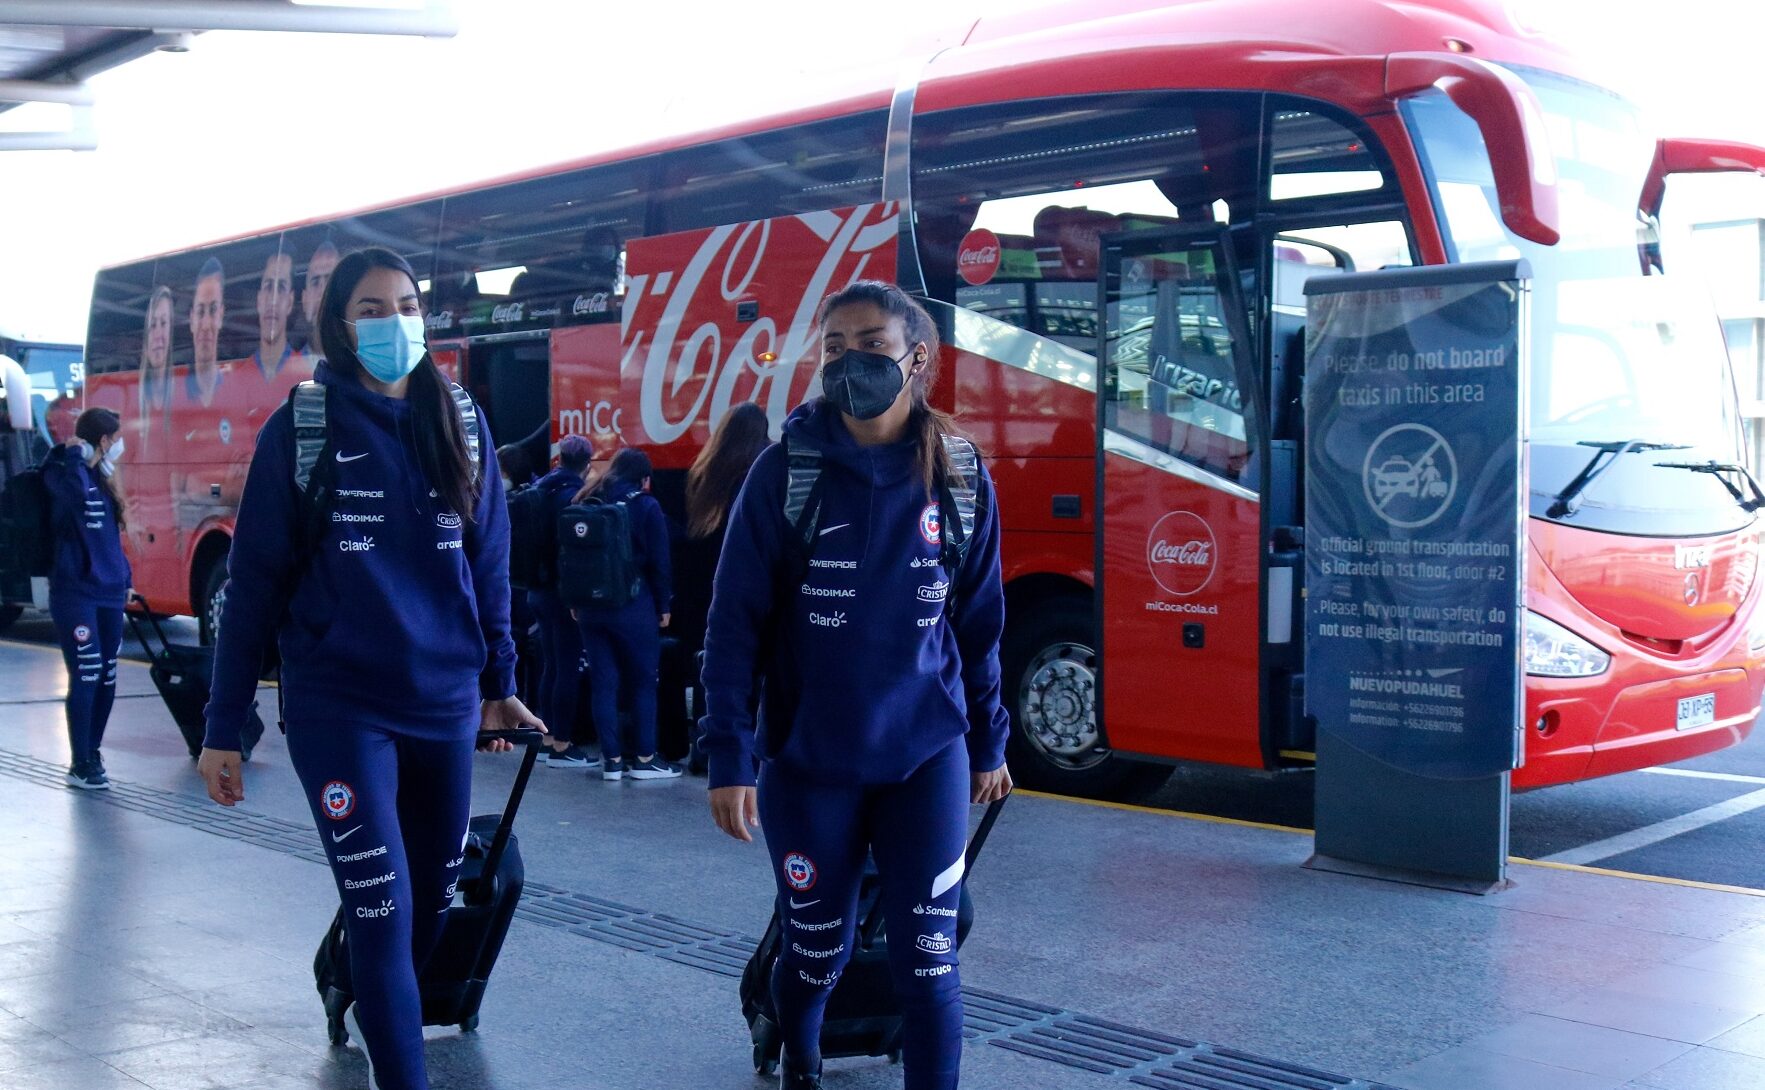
left=1097, top=227, right=1266, bottom=769
left=460, top=331, right=552, bottom=471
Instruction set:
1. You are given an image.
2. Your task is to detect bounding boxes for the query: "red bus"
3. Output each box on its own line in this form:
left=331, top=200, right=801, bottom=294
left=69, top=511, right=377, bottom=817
left=57, top=0, right=1765, bottom=796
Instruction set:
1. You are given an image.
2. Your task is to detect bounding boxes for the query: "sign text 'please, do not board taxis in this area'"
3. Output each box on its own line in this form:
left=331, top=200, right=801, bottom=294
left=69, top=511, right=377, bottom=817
left=1303, top=261, right=1529, bottom=781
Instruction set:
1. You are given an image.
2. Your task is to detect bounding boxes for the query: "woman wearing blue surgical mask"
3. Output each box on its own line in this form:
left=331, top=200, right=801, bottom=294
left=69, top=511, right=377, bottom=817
left=701, top=281, right=1012, bottom=1090
left=44, top=406, right=132, bottom=790
left=198, top=247, right=542, bottom=1090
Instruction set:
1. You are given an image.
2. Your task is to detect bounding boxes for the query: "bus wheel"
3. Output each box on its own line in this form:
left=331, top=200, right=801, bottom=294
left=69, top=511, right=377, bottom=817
left=1002, top=596, right=1172, bottom=801
left=198, top=562, right=227, bottom=647
left=0, top=605, right=19, bottom=634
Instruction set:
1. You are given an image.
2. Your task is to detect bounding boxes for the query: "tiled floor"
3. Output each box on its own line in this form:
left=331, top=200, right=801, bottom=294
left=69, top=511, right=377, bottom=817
left=5, top=636, right=1765, bottom=1088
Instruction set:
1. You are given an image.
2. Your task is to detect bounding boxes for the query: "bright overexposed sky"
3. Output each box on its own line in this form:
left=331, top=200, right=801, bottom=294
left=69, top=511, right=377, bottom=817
left=0, top=0, right=1762, bottom=344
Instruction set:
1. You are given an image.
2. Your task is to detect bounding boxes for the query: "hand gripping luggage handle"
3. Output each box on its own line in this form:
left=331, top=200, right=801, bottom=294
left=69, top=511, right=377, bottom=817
left=474, top=728, right=544, bottom=889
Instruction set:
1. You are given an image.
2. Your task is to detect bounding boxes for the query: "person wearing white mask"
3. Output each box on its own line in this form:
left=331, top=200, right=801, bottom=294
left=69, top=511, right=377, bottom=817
left=43, top=407, right=132, bottom=789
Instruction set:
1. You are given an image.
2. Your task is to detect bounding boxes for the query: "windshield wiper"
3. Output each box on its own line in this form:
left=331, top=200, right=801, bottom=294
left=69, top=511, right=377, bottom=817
left=1656, top=460, right=1765, bottom=512
left=1548, top=440, right=1690, bottom=518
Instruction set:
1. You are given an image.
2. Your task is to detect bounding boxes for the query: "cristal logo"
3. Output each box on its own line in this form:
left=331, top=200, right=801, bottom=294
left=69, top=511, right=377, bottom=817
left=1146, top=511, right=1217, bottom=597
left=622, top=203, right=899, bottom=447
left=957, top=228, right=1002, bottom=287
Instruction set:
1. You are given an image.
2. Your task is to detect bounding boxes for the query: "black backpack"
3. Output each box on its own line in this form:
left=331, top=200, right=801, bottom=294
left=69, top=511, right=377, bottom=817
left=556, top=496, right=641, bottom=610
left=0, top=462, right=53, bottom=578
left=506, top=483, right=557, bottom=591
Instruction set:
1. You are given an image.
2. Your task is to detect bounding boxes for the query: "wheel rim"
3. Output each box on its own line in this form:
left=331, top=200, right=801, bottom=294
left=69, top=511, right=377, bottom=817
left=207, top=580, right=226, bottom=644
left=1018, top=640, right=1107, bottom=771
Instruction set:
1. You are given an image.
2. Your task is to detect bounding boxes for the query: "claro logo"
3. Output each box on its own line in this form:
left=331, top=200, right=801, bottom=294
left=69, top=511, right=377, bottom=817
left=1146, top=511, right=1217, bottom=597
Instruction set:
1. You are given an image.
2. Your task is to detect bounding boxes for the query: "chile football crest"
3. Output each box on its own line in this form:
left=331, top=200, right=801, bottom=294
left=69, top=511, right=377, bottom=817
left=783, top=852, right=817, bottom=891
left=919, top=502, right=941, bottom=546
left=321, top=781, right=356, bottom=821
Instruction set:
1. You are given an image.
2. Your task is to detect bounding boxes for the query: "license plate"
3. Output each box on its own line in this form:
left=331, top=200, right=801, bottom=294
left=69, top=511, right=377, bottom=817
left=1677, top=693, right=1716, bottom=731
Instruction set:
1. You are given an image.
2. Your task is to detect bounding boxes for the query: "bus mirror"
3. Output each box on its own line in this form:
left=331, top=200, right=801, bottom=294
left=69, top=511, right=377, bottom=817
left=1639, top=138, right=1765, bottom=218
left=1385, top=52, right=1561, bottom=247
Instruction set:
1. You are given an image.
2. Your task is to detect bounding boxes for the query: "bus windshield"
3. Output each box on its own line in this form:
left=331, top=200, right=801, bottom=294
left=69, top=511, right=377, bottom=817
left=1404, top=68, right=1750, bottom=535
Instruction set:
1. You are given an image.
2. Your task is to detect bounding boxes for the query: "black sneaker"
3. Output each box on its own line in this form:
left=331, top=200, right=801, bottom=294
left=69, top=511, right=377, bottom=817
left=779, top=1056, right=823, bottom=1089
left=627, top=756, right=683, bottom=781
left=546, top=746, right=592, bottom=769
left=66, top=761, right=109, bottom=791
left=93, top=749, right=105, bottom=776
left=600, top=757, right=625, bottom=782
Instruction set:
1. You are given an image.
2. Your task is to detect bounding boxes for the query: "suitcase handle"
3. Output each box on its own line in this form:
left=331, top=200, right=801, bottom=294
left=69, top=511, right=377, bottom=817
left=126, top=593, right=176, bottom=658
left=858, top=793, right=1008, bottom=942
left=473, top=728, right=544, bottom=890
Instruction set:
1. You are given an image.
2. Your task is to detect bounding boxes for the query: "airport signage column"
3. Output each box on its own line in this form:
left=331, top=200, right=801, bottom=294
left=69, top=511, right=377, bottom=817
left=1302, top=261, right=1528, bottom=893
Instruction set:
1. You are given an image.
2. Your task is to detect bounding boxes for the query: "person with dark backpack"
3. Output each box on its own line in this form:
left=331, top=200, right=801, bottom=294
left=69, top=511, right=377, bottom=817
left=564, top=447, right=680, bottom=781
left=523, top=434, right=593, bottom=767
left=195, top=248, right=542, bottom=1090
left=701, top=281, right=1012, bottom=1090
left=43, top=407, right=132, bottom=790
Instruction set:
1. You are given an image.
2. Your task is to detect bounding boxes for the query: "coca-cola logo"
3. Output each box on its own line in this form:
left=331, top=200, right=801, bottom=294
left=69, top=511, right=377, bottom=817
left=491, top=302, right=525, bottom=324
left=1146, top=511, right=1217, bottom=597
left=573, top=292, right=611, bottom=316
left=622, top=203, right=899, bottom=447
left=424, top=311, right=454, bottom=331
left=957, top=228, right=1001, bottom=287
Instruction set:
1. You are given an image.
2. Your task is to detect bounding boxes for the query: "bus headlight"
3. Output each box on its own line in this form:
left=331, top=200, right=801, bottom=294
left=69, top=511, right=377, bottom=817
left=1524, top=611, right=1611, bottom=677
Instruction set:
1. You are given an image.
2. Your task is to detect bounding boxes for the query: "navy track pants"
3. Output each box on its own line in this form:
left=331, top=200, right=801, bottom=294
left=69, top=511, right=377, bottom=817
left=50, top=598, right=122, bottom=767
left=527, top=590, right=581, bottom=744
left=760, top=740, right=971, bottom=1090
left=288, top=722, right=474, bottom=1090
left=576, top=596, right=660, bottom=761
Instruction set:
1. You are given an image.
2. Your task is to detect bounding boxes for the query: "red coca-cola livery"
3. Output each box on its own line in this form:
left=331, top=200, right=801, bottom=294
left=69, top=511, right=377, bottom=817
left=47, top=0, right=1765, bottom=798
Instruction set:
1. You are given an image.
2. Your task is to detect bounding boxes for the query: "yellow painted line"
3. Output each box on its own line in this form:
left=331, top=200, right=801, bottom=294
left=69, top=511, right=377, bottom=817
left=1277, top=750, right=1316, bottom=761
left=1012, top=788, right=1311, bottom=836
left=1508, top=856, right=1765, bottom=898
left=1016, top=788, right=1765, bottom=898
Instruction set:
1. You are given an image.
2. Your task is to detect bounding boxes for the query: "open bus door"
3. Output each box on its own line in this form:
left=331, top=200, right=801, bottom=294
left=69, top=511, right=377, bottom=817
left=459, top=331, right=553, bottom=477
left=1096, top=226, right=1273, bottom=771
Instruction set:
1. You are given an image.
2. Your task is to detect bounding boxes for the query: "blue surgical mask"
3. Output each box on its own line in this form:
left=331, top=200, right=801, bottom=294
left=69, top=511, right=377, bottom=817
left=349, top=314, right=427, bottom=383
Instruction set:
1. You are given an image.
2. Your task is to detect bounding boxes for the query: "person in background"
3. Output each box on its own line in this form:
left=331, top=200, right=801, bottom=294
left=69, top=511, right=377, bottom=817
left=529, top=434, right=593, bottom=767
left=496, top=442, right=537, bottom=492
left=251, top=248, right=297, bottom=384
left=44, top=407, right=132, bottom=790
left=138, top=286, right=175, bottom=459
left=675, top=401, right=770, bottom=770
left=573, top=448, right=680, bottom=781
left=701, top=280, right=1012, bottom=1090
left=197, top=247, right=541, bottom=1090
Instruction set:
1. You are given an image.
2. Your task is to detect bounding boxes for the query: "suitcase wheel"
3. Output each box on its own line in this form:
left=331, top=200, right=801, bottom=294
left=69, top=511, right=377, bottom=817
left=459, top=1014, right=479, bottom=1033
left=327, top=1014, right=349, bottom=1047
left=754, top=1050, right=776, bottom=1078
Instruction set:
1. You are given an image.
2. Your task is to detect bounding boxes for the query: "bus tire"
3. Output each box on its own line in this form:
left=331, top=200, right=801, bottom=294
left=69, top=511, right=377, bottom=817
left=0, top=605, right=19, bottom=634
left=197, top=559, right=228, bottom=648
left=1002, top=595, right=1173, bottom=801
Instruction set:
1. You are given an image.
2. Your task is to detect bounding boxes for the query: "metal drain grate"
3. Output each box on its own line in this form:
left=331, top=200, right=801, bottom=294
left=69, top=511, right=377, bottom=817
left=0, top=742, right=1393, bottom=1089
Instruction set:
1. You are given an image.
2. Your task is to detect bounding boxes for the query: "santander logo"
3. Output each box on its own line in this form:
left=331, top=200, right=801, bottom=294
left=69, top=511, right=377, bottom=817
left=621, top=203, right=899, bottom=447
left=1146, top=511, right=1217, bottom=597
left=957, top=228, right=1002, bottom=287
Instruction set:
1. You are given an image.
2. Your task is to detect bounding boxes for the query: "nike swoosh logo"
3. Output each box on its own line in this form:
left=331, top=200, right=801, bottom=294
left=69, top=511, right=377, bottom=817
left=336, top=451, right=370, bottom=463
left=818, top=523, right=850, bottom=537
left=788, top=898, right=820, bottom=910
left=332, top=825, right=364, bottom=843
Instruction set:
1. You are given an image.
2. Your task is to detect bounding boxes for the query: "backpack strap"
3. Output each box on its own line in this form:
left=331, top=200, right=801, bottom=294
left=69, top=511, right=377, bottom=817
left=290, top=380, right=327, bottom=495
left=449, top=382, right=482, bottom=483
left=780, top=436, right=825, bottom=559
left=936, top=433, right=982, bottom=619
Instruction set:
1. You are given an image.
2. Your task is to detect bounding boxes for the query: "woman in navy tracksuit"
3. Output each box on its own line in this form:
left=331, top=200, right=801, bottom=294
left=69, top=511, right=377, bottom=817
left=529, top=433, right=592, bottom=767
left=571, top=447, right=679, bottom=781
left=44, top=407, right=132, bottom=790
left=197, top=248, right=541, bottom=1090
left=702, top=281, right=1013, bottom=1090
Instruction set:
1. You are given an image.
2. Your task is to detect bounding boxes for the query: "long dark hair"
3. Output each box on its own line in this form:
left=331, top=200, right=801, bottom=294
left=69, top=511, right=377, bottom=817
left=575, top=447, right=653, bottom=504
left=686, top=401, right=769, bottom=539
left=817, top=280, right=966, bottom=495
left=318, top=248, right=478, bottom=521
left=74, top=407, right=125, bottom=530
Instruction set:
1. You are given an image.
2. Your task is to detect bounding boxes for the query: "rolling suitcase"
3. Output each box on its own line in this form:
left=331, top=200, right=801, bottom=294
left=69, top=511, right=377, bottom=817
left=741, top=796, right=1007, bottom=1076
left=314, top=728, right=541, bottom=1044
left=124, top=598, right=264, bottom=760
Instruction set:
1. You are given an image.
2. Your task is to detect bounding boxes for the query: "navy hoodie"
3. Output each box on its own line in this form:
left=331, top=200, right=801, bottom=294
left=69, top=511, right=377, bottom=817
left=204, top=363, right=517, bottom=750
left=42, top=444, right=131, bottom=607
left=699, top=400, right=1009, bottom=789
